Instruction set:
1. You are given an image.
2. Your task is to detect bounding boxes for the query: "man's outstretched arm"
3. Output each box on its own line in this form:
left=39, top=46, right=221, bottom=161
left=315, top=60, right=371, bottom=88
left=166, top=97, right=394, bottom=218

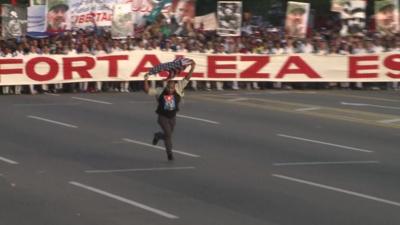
left=184, top=60, right=196, bottom=81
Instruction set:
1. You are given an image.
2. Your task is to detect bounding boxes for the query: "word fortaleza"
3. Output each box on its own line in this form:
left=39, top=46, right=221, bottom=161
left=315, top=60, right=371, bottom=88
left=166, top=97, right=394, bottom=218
left=1, top=53, right=400, bottom=85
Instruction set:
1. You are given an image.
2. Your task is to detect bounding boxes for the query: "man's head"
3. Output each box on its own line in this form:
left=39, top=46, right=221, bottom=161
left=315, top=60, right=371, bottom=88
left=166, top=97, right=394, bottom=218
left=375, top=0, right=397, bottom=32
left=10, top=11, right=18, bottom=19
left=174, top=0, right=194, bottom=23
left=288, top=3, right=306, bottom=14
left=165, top=80, right=176, bottom=94
left=224, top=5, right=234, bottom=16
left=375, top=0, right=395, bottom=22
left=48, top=0, right=69, bottom=12
left=287, top=4, right=306, bottom=24
left=376, top=0, right=395, bottom=13
left=47, top=0, right=69, bottom=30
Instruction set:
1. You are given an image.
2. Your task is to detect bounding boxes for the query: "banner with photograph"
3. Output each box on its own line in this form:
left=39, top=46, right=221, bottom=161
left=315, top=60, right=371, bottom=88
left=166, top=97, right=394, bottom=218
left=130, top=0, right=171, bottom=33
left=1, top=4, right=27, bottom=40
left=131, top=0, right=155, bottom=30
left=145, top=0, right=172, bottom=23
left=167, top=0, right=195, bottom=35
left=285, top=1, right=309, bottom=38
left=339, top=0, right=366, bottom=36
left=375, top=0, right=399, bottom=36
left=111, top=3, right=133, bottom=39
left=47, top=0, right=71, bottom=33
left=28, top=6, right=46, bottom=33
left=217, top=1, right=242, bottom=36
left=70, top=0, right=114, bottom=29
left=194, top=12, right=218, bottom=30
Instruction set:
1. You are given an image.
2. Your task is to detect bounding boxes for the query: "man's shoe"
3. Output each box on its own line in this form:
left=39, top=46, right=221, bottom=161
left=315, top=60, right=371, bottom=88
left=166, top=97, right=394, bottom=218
left=152, top=133, right=159, bottom=145
left=167, top=153, right=174, bottom=161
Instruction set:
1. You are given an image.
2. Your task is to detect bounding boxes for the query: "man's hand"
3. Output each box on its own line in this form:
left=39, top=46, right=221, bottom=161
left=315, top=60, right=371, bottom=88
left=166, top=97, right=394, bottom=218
left=184, top=60, right=196, bottom=81
left=144, top=73, right=149, bottom=80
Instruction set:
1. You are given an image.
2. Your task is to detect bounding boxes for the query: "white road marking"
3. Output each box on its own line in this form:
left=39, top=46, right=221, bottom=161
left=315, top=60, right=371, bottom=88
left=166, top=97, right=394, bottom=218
left=295, top=107, right=321, bottom=112
left=379, top=118, right=400, bottom=124
left=294, top=91, right=317, bottom=94
left=122, top=138, right=200, bottom=158
left=273, top=161, right=379, bottom=167
left=72, top=97, right=112, bottom=105
left=341, top=102, right=400, bottom=110
left=85, top=166, right=195, bottom=174
left=227, top=97, right=248, bottom=102
left=177, top=114, right=220, bottom=125
left=69, top=181, right=179, bottom=219
left=128, top=100, right=155, bottom=104
left=0, top=156, right=19, bottom=165
left=27, top=115, right=78, bottom=128
left=277, top=134, right=373, bottom=153
left=267, top=91, right=316, bottom=95
left=272, top=174, right=400, bottom=208
left=14, top=103, right=80, bottom=107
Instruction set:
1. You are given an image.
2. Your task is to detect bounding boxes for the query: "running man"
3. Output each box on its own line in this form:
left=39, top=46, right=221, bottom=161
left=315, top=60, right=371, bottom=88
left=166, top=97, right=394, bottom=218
left=143, top=59, right=196, bottom=160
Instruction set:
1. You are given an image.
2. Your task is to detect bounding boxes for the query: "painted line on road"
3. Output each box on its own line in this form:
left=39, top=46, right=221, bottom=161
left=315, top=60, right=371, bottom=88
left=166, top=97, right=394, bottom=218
left=227, top=97, right=248, bottom=102
left=72, top=97, right=113, bottom=105
left=27, top=115, right=78, bottom=128
left=321, top=92, right=400, bottom=103
left=273, top=160, right=379, bottom=167
left=14, top=103, right=80, bottom=107
left=379, top=118, right=400, bottom=124
left=69, top=181, right=179, bottom=219
left=267, top=91, right=317, bottom=95
left=0, top=156, right=19, bottom=165
left=341, top=102, right=400, bottom=110
left=272, top=174, right=400, bottom=208
left=85, top=166, right=195, bottom=174
left=277, top=134, right=373, bottom=153
left=128, top=100, right=155, bottom=104
left=177, top=114, right=220, bottom=125
left=122, top=138, right=200, bottom=158
left=295, top=107, right=321, bottom=112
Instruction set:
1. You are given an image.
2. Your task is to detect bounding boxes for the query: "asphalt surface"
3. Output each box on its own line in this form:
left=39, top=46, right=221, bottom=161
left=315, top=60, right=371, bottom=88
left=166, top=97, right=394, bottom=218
left=0, top=89, right=399, bottom=225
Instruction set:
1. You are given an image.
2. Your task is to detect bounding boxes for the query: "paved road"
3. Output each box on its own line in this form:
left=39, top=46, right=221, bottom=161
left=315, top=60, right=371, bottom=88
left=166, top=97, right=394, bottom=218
left=0, top=90, right=399, bottom=225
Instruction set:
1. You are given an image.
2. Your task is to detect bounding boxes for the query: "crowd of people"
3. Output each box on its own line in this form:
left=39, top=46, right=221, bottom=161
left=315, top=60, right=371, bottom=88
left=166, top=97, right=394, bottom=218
left=1, top=14, right=399, bottom=95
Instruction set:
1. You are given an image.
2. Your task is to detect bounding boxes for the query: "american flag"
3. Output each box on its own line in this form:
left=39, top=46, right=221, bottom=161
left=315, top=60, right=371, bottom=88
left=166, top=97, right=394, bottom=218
left=148, top=58, right=193, bottom=76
